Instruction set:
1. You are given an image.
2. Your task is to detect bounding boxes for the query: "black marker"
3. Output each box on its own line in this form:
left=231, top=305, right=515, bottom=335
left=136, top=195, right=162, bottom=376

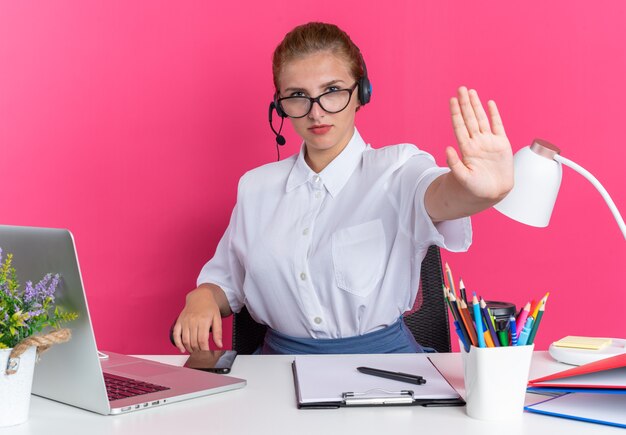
left=357, top=367, right=426, bottom=385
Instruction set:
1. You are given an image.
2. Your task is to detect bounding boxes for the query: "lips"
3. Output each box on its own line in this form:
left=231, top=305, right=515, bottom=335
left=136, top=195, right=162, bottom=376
left=308, top=125, right=332, bottom=135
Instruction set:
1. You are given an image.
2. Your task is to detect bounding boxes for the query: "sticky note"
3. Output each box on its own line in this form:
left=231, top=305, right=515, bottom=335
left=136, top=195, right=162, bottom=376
left=552, top=336, right=612, bottom=350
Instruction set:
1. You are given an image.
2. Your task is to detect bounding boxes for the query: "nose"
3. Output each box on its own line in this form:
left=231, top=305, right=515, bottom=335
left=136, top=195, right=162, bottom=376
left=307, top=100, right=325, bottom=119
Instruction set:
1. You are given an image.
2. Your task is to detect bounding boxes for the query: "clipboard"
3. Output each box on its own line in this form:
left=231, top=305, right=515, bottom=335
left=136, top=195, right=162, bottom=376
left=291, top=354, right=465, bottom=409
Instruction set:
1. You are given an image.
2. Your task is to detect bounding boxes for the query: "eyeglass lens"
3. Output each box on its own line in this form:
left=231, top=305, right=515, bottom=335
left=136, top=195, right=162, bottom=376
left=280, top=89, right=353, bottom=118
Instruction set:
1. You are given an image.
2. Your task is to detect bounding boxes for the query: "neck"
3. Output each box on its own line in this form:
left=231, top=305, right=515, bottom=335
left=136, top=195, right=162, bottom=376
left=304, top=129, right=354, bottom=173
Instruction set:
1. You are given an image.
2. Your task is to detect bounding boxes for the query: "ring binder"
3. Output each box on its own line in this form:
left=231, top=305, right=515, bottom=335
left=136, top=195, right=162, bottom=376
left=342, top=389, right=415, bottom=406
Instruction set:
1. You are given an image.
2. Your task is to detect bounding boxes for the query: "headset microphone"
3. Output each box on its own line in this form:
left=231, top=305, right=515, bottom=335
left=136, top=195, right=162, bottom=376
left=268, top=102, right=286, bottom=146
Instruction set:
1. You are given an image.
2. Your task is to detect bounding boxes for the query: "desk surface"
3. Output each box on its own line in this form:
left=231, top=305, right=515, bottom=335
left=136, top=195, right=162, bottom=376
left=5, top=352, right=624, bottom=435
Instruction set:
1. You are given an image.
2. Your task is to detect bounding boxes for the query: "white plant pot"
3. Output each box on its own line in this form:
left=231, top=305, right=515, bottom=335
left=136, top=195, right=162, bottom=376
left=0, top=346, right=37, bottom=427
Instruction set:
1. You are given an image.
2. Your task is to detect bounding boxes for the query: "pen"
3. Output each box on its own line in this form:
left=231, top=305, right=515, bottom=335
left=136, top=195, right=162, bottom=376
left=454, top=320, right=470, bottom=352
left=515, top=302, right=531, bottom=338
left=509, top=315, right=518, bottom=346
left=496, top=319, right=509, bottom=346
left=357, top=367, right=426, bottom=385
left=516, top=317, right=534, bottom=346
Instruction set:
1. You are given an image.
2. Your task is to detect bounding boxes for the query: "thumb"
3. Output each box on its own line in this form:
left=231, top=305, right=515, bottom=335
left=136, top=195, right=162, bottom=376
left=445, top=146, right=468, bottom=181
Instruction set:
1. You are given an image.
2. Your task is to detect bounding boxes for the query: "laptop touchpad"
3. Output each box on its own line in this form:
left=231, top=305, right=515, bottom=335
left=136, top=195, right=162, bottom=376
left=112, top=362, right=179, bottom=377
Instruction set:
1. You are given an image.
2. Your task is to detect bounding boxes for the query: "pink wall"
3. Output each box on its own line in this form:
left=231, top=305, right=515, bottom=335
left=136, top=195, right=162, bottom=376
left=1, top=1, right=624, bottom=354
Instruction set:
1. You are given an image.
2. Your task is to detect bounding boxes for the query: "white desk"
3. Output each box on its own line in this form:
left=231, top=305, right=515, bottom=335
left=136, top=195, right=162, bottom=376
left=5, top=352, right=623, bottom=435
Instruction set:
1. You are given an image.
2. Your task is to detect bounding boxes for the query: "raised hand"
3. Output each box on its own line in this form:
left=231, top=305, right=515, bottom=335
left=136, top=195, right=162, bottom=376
left=446, top=87, right=513, bottom=202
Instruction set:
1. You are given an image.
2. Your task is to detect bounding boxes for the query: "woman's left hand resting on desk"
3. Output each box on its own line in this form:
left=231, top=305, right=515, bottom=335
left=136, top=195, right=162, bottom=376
left=425, top=86, right=514, bottom=222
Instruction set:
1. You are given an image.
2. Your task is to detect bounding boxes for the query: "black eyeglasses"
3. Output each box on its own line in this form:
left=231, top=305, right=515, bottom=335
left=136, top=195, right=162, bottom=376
left=277, top=83, right=358, bottom=118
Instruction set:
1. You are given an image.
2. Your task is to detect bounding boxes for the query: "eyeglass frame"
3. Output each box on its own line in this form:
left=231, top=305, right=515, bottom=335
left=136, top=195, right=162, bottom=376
left=276, top=83, right=359, bottom=119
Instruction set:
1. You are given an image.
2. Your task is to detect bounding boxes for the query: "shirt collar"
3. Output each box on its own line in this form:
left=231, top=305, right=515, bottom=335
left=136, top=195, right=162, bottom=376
left=286, top=128, right=367, bottom=198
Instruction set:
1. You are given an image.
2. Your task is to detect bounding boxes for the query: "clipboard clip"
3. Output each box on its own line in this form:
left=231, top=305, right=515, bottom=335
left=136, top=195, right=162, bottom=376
left=342, top=389, right=415, bottom=406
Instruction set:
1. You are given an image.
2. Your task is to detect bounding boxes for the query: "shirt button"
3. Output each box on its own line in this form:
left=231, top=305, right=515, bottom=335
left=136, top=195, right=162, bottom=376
left=313, top=175, right=321, bottom=183
left=315, top=192, right=322, bottom=199
left=300, top=272, right=307, bottom=281
left=314, top=317, right=322, bottom=324
left=302, top=228, right=309, bottom=235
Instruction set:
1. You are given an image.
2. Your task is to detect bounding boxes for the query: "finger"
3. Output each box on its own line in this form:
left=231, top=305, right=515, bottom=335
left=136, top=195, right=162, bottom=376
left=181, top=323, right=191, bottom=354
left=445, top=146, right=469, bottom=182
left=172, top=321, right=186, bottom=353
left=450, top=97, right=469, bottom=145
left=469, top=89, right=491, bottom=134
left=198, top=319, right=211, bottom=351
left=488, top=100, right=506, bottom=136
left=212, top=314, right=223, bottom=348
left=457, top=86, right=480, bottom=137
left=189, top=322, right=199, bottom=353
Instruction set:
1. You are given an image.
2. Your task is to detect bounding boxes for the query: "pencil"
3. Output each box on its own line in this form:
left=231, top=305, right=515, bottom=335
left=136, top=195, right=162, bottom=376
left=458, top=298, right=479, bottom=347
left=459, top=278, right=468, bottom=305
left=445, top=262, right=457, bottom=298
left=527, top=299, right=546, bottom=345
left=480, top=298, right=500, bottom=347
left=448, top=293, right=472, bottom=348
left=530, top=292, right=550, bottom=319
left=472, top=294, right=486, bottom=348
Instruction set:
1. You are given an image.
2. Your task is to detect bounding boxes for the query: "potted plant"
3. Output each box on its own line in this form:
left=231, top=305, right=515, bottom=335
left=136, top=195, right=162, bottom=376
left=0, top=247, right=78, bottom=427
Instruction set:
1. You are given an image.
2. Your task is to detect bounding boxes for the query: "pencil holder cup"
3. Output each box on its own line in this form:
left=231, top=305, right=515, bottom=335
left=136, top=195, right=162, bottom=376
left=461, top=343, right=534, bottom=421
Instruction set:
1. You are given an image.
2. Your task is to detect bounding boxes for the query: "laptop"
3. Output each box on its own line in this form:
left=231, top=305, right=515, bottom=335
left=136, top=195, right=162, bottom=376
left=0, top=225, right=246, bottom=415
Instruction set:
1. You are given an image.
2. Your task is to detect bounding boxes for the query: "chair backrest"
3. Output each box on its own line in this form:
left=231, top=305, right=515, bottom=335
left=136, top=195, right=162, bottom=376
left=232, top=245, right=450, bottom=354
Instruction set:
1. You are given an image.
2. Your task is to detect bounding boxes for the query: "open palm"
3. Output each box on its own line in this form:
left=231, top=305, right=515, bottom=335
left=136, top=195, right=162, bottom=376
left=447, top=87, right=513, bottom=201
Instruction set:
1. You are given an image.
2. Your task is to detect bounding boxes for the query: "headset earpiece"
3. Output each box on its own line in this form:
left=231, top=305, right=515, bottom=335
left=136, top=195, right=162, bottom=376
left=357, top=53, right=372, bottom=106
left=273, top=93, right=287, bottom=118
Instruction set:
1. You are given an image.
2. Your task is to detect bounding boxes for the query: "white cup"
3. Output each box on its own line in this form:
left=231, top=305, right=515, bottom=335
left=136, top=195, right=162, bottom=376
left=461, top=344, right=534, bottom=421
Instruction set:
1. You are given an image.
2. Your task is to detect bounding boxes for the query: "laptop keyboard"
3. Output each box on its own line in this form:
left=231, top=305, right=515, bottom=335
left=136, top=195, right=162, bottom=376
left=104, top=373, right=170, bottom=401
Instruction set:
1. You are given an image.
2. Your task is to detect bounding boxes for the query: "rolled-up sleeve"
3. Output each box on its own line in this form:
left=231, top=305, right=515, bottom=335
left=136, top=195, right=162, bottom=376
left=196, top=202, right=246, bottom=313
left=387, top=146, right=472, bottom=252
left=413, top=167, right=472, bottom=252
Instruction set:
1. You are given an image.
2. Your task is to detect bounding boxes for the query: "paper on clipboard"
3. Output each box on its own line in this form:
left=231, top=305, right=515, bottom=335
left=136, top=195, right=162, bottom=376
left=293, top=354, right=461, bottom=406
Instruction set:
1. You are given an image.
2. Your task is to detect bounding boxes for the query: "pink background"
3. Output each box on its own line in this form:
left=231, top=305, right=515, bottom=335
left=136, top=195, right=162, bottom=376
left=1, top=1, right=624, bottom=354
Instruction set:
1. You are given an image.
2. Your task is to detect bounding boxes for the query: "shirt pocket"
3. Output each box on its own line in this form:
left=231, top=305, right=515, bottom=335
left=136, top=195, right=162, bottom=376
left=331, top=219, right=386, bottom=297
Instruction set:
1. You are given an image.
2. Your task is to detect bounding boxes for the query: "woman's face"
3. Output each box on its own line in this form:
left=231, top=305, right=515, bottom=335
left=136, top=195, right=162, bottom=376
left=277, top=50, right=359, bottom=157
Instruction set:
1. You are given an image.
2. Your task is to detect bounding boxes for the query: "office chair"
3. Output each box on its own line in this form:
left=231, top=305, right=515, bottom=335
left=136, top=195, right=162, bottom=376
left=231, top=245, right=450, bottom=354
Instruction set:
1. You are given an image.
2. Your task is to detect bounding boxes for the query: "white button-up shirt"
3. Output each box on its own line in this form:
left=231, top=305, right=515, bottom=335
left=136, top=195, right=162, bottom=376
left=198, top=128, right=472, bottom=339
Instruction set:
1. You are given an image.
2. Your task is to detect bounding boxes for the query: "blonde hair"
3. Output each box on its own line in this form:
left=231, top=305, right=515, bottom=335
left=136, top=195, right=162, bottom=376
left=272, top=22, right=363, bottom=91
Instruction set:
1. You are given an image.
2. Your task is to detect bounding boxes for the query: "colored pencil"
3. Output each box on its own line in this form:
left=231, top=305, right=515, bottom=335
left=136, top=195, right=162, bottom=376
left=448, top=292, right=473, bottom=348
left=527, top=299, right=546, bottom=345
left=445, top=262, right=457, bottom=298
left=472, top=294, right=486, bottom=348
left=459, top=278, right=468, bottom=305
left=530, top=292, right=550, bottom=319
left=458, top=298, right=479, bottom=347
left=480, top=298, right=500, bottom=347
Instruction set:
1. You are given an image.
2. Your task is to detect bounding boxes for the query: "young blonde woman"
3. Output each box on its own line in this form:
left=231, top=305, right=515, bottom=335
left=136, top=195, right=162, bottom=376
left=173, top=22, right=513, bottom=354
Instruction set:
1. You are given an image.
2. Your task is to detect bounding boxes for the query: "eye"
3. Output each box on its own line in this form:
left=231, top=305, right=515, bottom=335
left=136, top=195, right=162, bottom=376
left=326, top=86, right=341, bottom=93
left=289, top=91, right=307, bottom=97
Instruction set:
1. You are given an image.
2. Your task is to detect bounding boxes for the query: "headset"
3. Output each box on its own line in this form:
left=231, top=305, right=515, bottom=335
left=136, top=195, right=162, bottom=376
left=268, top=51, right=372, bottom=158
